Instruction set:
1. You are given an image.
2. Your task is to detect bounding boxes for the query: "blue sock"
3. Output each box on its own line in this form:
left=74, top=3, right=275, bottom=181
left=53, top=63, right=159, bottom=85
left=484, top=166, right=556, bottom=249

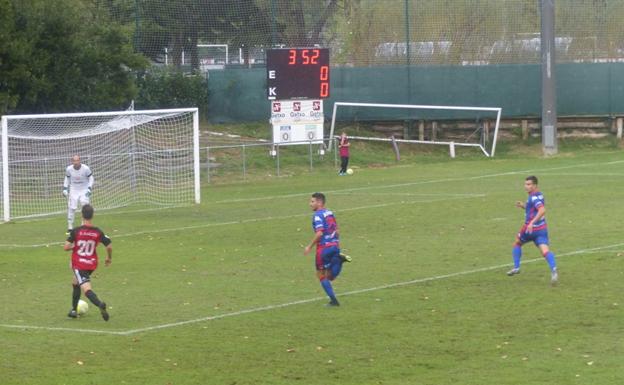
left=544, top=251, right=557, bottom=271
left=320, top=279, right=336, bottom=301
left=512, top=245, right=522, bottom=269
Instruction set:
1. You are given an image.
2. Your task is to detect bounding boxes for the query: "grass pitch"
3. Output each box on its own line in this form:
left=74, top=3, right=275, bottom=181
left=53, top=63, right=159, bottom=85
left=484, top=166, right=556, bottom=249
left=1, top=145, right=623, bottom=385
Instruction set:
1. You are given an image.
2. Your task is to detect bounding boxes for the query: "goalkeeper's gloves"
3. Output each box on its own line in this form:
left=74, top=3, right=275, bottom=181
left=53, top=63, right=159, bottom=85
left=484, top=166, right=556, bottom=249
left=62, top=188, right=68, bottom=197
left=86, top=187, right=92, bottom=198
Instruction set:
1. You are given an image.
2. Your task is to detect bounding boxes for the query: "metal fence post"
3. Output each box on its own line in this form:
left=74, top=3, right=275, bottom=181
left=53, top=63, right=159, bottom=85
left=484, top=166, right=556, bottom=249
left=43, top=158, right=49, bottom=198
left=206, top=146, right=210, bottom=184
left=276, top=144, right=280, bottom=177
left=309, top=140, right=313, bottom=172
left=242, top=144, right=246, bottom=180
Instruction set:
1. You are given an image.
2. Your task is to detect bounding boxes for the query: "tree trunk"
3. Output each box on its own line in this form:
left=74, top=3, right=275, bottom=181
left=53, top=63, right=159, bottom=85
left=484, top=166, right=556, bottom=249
left=171, top=32, right=184, bottom=68
left=310, top=0, right=338, bottom=44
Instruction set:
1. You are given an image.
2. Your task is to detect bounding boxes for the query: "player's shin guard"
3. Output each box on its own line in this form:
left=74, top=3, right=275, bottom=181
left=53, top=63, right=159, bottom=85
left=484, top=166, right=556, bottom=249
left=512, top=244, right=522, bottom=269
left=544, top=251, right=557, bottom=272
left=85, top=290, right=103, bottom=308
left=320, top=279, right=337, bottom=302
left=72, top=284, right=81, bottom=310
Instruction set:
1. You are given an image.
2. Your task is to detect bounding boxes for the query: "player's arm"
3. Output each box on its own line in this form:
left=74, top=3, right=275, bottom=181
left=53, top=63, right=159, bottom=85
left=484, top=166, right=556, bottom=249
left=303, top=230, right=323, bottom=256
left=87, top=170, right=94, bottom=197
left=64, top=230, right=74, bottom=251
left=528, top=205, right=546, bottom=226
left=104, top=244, right=112, bottom=266
left=101, top=232, right=112, bottom=266
left=515, top=201, right=525, bottom=209
left=526, top=205, right=545, bottom=233
left=63, top=170, right=70, bottom=197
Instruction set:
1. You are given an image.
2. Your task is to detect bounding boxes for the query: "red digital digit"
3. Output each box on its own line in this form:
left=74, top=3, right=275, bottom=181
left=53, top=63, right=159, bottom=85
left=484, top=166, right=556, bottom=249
left=288, top=49, right=296, bottom=65
left=320, top=82, right=329, bottom=98
left=301, top=49, right=310, bottom=65
left=310, top=49, right=320, bottom=64
left=320, top=65, right=329, bottom=81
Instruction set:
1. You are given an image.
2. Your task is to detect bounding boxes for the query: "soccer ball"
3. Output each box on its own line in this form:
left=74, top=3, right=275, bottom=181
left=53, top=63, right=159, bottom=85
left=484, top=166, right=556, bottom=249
left=346, top=168, right=354, bottom=175
left=77, top=300, right=89, bottom=315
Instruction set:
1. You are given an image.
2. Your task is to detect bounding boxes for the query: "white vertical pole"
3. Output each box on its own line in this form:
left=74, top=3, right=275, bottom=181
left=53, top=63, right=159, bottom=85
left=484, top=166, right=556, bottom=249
left=192, top=109, right=201, bottom=204
left=2, top=117, right=10, bottom=222
left=491, top=108, right=502, bottom=157
left=328, top=102, right=338, bottom=152
left=449, top=142, right=456, bottom=158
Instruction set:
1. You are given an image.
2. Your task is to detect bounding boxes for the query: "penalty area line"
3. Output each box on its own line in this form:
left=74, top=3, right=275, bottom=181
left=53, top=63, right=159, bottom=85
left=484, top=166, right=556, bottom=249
left=0, top=195, right=484, bottom=248
left=1, top=241, right=622, bottom=336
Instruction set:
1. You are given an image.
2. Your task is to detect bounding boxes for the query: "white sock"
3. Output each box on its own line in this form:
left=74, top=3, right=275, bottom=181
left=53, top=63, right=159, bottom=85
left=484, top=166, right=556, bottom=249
left=68, top=209, right=75, bottom=230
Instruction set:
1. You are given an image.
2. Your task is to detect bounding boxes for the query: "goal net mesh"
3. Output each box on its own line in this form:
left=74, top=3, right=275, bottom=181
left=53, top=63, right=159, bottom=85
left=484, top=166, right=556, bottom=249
left=2, top=109, right=196, bottom=220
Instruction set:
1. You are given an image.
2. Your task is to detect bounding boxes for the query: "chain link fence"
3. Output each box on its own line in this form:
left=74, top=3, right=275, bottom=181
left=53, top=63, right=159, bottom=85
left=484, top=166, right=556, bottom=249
left=201, top=140, right=339, bottom=183
left=104, top=0, right=624, bottom=69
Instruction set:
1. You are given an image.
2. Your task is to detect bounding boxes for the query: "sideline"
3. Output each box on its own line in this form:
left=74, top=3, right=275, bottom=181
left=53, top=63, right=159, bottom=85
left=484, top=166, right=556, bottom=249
left=1, top=241, right=622, bottom=335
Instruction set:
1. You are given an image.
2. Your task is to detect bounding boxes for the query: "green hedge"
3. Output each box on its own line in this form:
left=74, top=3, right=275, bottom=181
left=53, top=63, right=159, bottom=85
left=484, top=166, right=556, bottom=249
left=136, top=69, right=209, bottom=116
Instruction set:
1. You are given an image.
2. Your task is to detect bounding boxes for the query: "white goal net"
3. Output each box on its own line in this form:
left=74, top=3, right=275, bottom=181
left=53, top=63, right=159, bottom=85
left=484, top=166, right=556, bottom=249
left=1, top=108, right=200, bottom=222
left=328, top=102, right=502, bottom=157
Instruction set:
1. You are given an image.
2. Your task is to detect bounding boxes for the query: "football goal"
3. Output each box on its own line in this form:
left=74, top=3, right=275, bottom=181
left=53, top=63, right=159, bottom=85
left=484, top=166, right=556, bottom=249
left=1, top=108, right=200, bottom=222
left=328, top=102, right=502, bottom=157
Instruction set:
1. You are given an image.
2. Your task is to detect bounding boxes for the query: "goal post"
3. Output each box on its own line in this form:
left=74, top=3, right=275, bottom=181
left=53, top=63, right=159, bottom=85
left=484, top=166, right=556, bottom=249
left=1, top=108, right=200, bottom=222
left=328, top=102, right=502, bottom=157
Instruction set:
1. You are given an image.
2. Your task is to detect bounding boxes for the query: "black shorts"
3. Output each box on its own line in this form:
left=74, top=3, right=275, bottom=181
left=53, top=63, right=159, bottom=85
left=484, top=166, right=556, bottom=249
left=73, top=269, right=94, bottom=285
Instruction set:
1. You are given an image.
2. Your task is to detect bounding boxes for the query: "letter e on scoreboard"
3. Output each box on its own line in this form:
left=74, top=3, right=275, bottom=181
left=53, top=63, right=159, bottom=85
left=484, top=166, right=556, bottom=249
left=269, top=70, right=276, bottom=79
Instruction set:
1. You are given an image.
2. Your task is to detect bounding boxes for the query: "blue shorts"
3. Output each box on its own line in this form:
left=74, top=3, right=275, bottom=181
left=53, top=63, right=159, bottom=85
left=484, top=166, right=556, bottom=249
left=517, top=227, right=549, bottom=246
left=316, top=245, right=343, bottom=278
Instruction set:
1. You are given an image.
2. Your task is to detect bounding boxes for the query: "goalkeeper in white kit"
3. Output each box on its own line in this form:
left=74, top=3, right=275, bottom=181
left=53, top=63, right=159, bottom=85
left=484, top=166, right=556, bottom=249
left=63, top=155, right=94, bottom=234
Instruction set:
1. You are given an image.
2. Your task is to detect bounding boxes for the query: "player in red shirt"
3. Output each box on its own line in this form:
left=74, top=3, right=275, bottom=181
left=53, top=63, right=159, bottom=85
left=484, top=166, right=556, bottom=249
left=64, top=204, right=112, bottom=321
left=338, top=132, right=350, bottom=175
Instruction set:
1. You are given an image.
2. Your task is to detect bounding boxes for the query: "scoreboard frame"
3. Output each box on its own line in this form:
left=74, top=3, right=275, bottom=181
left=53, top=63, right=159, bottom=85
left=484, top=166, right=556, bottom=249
left=266, top=48, right=330, bottom=100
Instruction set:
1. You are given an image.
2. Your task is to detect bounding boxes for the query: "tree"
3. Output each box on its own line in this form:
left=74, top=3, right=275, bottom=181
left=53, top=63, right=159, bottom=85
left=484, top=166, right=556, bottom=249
left=258, top=0, right=342, bottom=47
left=135, top=0, right=273, bottom=70
left=0, top=0, right=147, bottom=114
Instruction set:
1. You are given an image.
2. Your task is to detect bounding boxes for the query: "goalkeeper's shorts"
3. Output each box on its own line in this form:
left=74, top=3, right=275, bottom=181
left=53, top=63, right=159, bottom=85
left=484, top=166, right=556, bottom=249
left=68, top=191, right=90, bottom=210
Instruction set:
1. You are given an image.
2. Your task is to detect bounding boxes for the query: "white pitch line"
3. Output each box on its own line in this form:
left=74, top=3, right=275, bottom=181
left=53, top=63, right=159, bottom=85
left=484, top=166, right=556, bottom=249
left=0, top=323, right=127, bottom=335
left=538, top=173, right=624, bottom=177
left=0, top=195, right=484, bottom=248
left=2, top=241, right=622, bottom=336
left=16, top=205, right=187, bottom=224
left=4, top=155, right=621, bottom=247
left=332, top=192, right=486, bottom=197
left=212, top=158, right=623, bottom=204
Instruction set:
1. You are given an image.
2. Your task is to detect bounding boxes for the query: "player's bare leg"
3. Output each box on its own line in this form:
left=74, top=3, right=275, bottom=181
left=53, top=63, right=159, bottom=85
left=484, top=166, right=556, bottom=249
left=81, top=281, right=109, bottom=321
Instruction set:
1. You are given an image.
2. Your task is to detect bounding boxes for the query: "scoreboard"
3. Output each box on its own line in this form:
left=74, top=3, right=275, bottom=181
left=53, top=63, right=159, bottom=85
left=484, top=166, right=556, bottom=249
left=266, top=48, right=330, bottom=100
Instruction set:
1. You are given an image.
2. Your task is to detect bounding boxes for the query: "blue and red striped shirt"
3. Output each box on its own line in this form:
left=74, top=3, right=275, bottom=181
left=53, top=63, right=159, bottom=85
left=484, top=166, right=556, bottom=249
left=312, top=208, right=340, bottom=247
left=525, top=191, right=547, bottom=230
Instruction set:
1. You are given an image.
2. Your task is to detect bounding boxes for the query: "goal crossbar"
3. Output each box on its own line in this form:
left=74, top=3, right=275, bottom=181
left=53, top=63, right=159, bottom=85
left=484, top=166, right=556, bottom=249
left=328, top=102, right=502, bottom=157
